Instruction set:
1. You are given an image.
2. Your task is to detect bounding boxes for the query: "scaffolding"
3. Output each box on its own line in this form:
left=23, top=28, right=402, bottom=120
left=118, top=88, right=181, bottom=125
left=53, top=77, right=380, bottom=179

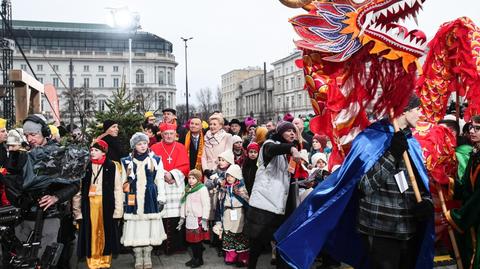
left=0, top=0, right=14, bottom=128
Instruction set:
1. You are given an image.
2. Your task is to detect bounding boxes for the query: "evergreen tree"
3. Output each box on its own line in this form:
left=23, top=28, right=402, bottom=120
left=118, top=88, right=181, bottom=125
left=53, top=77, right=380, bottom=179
left=90, top=87, right=143, bottom=154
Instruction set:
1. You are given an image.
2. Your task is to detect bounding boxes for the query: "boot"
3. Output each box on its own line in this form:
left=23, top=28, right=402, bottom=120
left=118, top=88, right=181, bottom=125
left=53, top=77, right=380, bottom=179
left=190, top=243, right=203, bottom=268
left=143, top=246, right=153, bottom=269
left=133, top=247, right=143, bottom=269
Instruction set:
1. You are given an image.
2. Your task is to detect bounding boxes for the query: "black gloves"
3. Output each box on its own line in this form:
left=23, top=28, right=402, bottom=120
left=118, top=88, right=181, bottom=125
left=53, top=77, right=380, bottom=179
left=203, top=169, right=213, bottom=179
left=389, top=131, right=409, bottom=161
left=412, top=200, right=433, bottom=221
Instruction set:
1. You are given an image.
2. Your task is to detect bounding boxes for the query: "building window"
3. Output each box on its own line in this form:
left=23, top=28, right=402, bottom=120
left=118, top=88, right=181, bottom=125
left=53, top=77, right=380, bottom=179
left=52, top=65, right=59, bottom=71
left=159, top=71, right=165, bottom=85
left=20, top=64, right=27, bottom=71
left=98, top=100, right=106, bottom=111
left=291, top=77, right=295, bottom=88
left=286, top=96, right=290, bottom=108
left=298, top=93, right=302, bottom=107
left=84, top=99, right=90, bottom=111
left=285, top=79, right=289, bottom=90
left=278, top=97, right=281, bottom=106
left=83, top=78, right=90, bottom=88
left=136, top=69, right=145, bottom=85
left=53, top=77, right=59, bottom=87
left=98, top=78, right=104, bottom=88
left=98, top=65, right=104, bottom=72
left=84, top=65, right=89, bottom=72
left=113, top=78, right=119, bottom=88
left=167, top=70, right=173, bottom=85
left=297, top=76, right=302, bottom=88
left=37, top=65, right=43, bottom=71
left=113, top=66, right=119, bottom=72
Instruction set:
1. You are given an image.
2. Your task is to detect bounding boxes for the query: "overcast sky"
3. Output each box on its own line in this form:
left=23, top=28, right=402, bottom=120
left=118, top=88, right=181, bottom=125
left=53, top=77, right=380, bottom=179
left=13, top=0, right=480, bottom=105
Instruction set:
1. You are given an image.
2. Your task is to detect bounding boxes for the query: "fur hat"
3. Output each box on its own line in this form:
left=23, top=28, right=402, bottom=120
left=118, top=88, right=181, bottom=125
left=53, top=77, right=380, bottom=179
left=209, top=112, right=224, bottom=125
left=247, top=142, right=260, bottom=152
left=91, top=139, right=109, bottom=153
left=299, top=149, right=309, bottom=163
left=226, top=164, right=243, bottom=180
left=232, top=135, right=243, bottom=144
left=276, top=121, right=296, bottom=136
left=6, top=129, right=26, bottom=146
left=218, top=150, right=235, bottom=165
left=188, top=169, right=203, bottom=181
left=312, top=152, right=328, bottom=166
left=103, top=119, right=117, bottom=132
left=313, top=134, right=329, bottom=148
left=130, top=132, right=149, bottom=149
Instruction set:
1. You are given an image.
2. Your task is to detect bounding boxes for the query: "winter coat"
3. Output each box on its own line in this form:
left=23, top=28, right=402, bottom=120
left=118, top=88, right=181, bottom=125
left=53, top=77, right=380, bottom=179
left=242, top=158, right=258, bottom=194
left=217, top=181, right=249, bottom=233
left=201, top=129, right=233, bottom=172
left=77, top=159, right=122, bottom=257
left=180, top=185, right=210, bottom=221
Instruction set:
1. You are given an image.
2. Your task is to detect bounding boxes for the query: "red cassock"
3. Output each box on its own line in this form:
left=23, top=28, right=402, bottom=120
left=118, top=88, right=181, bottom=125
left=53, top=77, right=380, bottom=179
left=151, top=141, right=189, bottom=177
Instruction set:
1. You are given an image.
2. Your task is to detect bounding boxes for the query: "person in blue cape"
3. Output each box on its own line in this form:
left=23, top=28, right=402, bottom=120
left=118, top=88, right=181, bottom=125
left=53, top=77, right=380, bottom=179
left=275, top=95, right=435, bottom=269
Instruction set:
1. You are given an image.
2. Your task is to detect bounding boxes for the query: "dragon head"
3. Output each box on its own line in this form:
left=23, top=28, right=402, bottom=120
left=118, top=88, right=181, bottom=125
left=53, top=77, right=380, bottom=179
left=284, top=0, right=427, bottom=69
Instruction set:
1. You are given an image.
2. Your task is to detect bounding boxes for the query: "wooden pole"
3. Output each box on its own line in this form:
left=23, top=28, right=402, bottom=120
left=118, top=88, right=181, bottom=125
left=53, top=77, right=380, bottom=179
left=470, top=228, right=476, bottom=269
left=436, top=183, right=464, bottom=269
left=390, top=109, right=422, bottom=202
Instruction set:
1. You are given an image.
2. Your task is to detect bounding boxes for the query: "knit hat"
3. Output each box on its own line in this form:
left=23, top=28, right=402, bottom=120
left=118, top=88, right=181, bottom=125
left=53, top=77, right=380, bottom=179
left=202, top=121, right=209, bottom=129
left=299, top=149, right=309, bottom=163
left=244, top=117, right=256, bottom=129
left=255, top=127, right=268, bottom=145
left=6, top=129, right=26, bottom=146
left=103, top=119, right=117, bottom=132
left=188, top=169, right=203, bottom=181
left=283, top=113, right=294, bottom=122
left=404, top=94, right=421, bottom=112
left=218, top=150, right=235, bottom=165
left=232, top=135, right=243, bottom=144
left=0, top=118, right=6, bottom=129
left=230, top=119, right=241, bottom=126
left=226, top=164, right=243, bottom=180
left=130, top=132, right=149, bottom=149
left=312, top=152, right=328, bottom=166
left=247, top=142, right=260, bottom=152
left=23, top=115, right=46, bottom=135
left=276, top=121, right=296, bottom=136
left=91, top=139, right=109, bottom=153
left=313, top=134, right=329, bottom=148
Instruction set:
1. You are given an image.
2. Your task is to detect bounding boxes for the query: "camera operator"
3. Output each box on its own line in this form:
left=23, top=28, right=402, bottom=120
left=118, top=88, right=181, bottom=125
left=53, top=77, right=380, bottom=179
left=14, top=115, right=79, bottom=266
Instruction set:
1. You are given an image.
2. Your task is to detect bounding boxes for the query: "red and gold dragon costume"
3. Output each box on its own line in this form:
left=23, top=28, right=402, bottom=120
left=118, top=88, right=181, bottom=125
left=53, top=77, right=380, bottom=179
left=280, top=0, right=480, bottom=256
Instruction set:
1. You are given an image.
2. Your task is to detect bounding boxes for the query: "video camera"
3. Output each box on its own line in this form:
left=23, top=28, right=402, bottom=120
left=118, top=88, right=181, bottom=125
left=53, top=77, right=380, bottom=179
left=0, top=205, right=64, bottom=269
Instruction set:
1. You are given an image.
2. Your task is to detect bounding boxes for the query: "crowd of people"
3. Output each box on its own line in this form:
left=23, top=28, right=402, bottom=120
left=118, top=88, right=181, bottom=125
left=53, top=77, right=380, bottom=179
left=0, top=98, right=479, bottom=269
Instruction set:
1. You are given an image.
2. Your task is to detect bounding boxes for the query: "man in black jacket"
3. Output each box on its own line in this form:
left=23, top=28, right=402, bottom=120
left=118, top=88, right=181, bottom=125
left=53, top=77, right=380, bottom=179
left=17, top=114, right=79, bottom=267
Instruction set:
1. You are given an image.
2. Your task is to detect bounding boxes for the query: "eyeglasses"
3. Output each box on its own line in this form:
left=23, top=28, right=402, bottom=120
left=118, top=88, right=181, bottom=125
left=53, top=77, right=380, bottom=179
left=469, top=125, right=480, bottom=132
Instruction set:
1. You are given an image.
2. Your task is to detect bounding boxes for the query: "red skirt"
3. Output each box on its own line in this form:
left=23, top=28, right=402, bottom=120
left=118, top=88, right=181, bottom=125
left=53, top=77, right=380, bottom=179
left=186, top=219, right=210, bottom=243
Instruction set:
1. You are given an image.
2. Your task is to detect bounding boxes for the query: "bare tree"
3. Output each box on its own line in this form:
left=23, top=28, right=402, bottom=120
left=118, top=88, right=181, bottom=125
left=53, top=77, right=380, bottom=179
left=215, top=86, right=222, bottom=113
left=134, top=88, right=157, bottom=114
left=196, top=87, right=214, bottom=119
left=61, top=87, right=96, bottom=128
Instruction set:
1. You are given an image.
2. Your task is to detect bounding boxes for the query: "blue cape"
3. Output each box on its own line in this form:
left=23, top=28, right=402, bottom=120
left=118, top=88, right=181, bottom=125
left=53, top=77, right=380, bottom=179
left=274, top=120, right=434, bottom=269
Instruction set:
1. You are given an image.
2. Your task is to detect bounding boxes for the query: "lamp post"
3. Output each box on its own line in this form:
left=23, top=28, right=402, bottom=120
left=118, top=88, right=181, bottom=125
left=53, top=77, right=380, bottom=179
left=106, top=7, right=140, bottom=100
left=181, top=37, right=193, bottom=118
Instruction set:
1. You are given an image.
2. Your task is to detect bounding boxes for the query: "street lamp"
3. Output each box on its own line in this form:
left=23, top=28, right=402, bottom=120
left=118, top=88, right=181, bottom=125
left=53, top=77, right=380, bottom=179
left=181, top=37, right=193, bottom=118
left=106, top=7, right=141, bottom=100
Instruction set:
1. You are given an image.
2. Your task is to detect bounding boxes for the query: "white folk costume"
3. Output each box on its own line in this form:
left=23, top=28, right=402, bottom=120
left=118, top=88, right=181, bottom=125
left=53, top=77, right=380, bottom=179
left=151, top=123, right=190, bottom=254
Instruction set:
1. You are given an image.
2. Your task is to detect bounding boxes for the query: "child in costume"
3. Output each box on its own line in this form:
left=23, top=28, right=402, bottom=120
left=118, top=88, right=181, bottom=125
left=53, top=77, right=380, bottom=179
left=215, top=164, right=250, bottom=266
left=75, top=140, right=123, bottom=269
left=242, top=142, right=259, bottom=194
left=120, top=132, right=167, bottom=269
left=178, top=169, right=210, bottom=268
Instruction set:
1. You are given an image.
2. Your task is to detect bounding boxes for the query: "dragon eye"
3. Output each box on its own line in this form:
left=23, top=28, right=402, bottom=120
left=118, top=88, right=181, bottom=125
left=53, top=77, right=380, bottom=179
left=351, top=0, right=367, bottom=3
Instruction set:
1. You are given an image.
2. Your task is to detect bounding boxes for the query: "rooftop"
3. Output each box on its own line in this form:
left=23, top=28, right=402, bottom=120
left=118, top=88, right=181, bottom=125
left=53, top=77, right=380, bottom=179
left=11, top=20, right=173, bottom=53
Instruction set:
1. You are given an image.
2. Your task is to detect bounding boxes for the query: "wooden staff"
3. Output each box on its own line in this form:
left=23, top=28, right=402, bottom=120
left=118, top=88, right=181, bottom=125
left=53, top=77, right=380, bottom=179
left=436, top=182, right=463, bottom=269
left=470, top=228, right=476, bottom=269
left=390, top=109, right=422, bottom=202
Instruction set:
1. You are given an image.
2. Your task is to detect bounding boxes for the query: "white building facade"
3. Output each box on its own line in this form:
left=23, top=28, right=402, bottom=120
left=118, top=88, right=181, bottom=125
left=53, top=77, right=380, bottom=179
left=221, top=68, right=263, bottom=119
left=272, top=51, right=313, bottom=119
left=12, top=20, right=177, bottom=124
left=236, top=71, right=274, bottom=122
